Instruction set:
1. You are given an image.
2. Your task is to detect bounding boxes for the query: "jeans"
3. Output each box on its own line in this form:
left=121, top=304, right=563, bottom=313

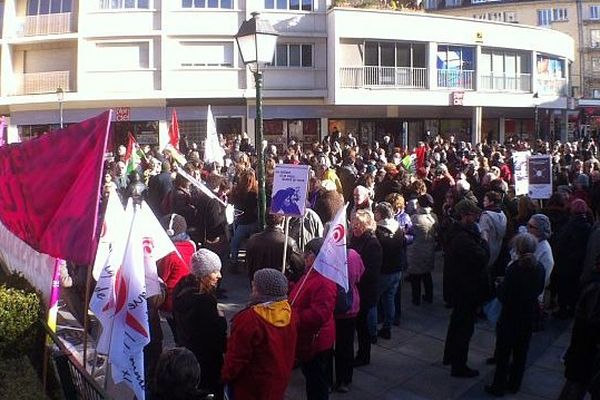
left=230, top=222, right=257, bottom=262
left=378, top=272, right=401, bottom=330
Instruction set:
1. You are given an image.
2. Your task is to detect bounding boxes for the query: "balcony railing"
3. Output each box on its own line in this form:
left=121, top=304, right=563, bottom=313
left=536, top=77, right=567, bottom=96
left=479, top=73, right=531, bottom=92
left=18, top=12, right=74, bottom=37
left=340, top=66, right=427, bottom=89
left=437, top=69, right=474, bottom=90
left=16, top=71, right=71, bottom=95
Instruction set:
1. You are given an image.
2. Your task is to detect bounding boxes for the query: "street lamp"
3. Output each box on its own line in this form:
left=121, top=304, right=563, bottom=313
left=533, top=92, right=539, bottom=140
left=235, top=12, right=278, bottom=230
left=56, top=87, right=64, bottom=129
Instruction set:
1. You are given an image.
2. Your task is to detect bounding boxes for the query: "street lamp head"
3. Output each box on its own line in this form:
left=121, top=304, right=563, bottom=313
left=235, top=12, right=278, bottom=67
left=56, top=87, right=65, bottom=102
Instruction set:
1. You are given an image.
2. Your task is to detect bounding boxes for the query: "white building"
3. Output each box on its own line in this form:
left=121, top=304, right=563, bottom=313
left=0, top=1, right=574, bottom=149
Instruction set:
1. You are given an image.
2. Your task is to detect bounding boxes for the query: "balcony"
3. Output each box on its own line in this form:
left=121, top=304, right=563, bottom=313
left=340, top=66, right=427, bottom=89
left=17, top=13, right=75, bottom=37
left=536, top=77, right=567, bottom=96
left=479, top=73, right=531, bottom=92
left=437, top=69, right=474, bottom=90
left=15, top=71, right=70, bottom=95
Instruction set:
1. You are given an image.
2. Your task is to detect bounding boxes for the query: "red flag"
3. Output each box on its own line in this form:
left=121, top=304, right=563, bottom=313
left=0, top=111, right=111, bottom=265
left=168, top=109, right=180, bottom=150
left=125, top=131, right=135, bottom=161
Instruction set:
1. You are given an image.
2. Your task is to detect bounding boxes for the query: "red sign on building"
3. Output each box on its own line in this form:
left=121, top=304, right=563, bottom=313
left=115, top=107, right=130, bottom=122
left=452, top=91, right=465, bottom=106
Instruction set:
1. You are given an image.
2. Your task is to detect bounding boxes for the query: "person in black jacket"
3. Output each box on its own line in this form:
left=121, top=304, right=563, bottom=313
left=485, top=233, right=545, bottom=397
left=350, top=209, right=383, bottom=366
left=153, top=347, right=213, bottom=400
left=173, top=249, right=227, bottom=400
left=442, top=199, right=490, bottom=378
left=374, top=202, right=405, bottom=340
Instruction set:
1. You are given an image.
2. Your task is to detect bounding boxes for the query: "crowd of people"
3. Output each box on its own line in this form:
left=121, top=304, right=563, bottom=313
left=98, top=131, right=600, bottom=400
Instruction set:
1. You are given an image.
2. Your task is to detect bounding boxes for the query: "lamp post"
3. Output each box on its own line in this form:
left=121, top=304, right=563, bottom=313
left=56, top=87, right=64, bottom=129
left=235, top=12, right=278, bottom=231
left=533, top=92, right=539, bottom=139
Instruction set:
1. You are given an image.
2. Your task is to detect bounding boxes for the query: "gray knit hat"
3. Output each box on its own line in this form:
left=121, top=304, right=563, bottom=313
left=252, top=268, right=289, bottom=303
left=190, top=249, right=222, bottom=277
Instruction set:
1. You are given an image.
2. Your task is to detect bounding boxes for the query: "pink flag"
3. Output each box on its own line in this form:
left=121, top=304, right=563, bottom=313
left=313, top=204, right=349, bottom=291
left=0, top=111, right=111, bottom=265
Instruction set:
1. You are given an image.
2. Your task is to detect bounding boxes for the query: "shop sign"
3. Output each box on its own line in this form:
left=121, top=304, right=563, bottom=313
left=115, top=107, right=130, bottom=122
left=136, top=130, right=157, bottom=145
left=452, top=91, right=465, bottom=106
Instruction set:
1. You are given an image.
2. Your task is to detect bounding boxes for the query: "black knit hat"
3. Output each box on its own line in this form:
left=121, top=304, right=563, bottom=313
left=253, top=269, right=288, bottom=302
left=160, top=214, right=187, bottom=237
left=305, top=237, right=325, bottom=256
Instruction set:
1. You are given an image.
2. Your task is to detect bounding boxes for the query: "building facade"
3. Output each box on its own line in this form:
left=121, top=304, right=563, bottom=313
left=0, top=0, right=574, bottom=150
left=424, top=0, right=600, bottom=136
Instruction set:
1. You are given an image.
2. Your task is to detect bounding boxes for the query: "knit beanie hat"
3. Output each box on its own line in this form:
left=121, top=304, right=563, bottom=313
left=252, top=269, right=288, bottom=303
left=190, top=249, right=222, bottom=277
left=160, top=214, right=187, bottom=238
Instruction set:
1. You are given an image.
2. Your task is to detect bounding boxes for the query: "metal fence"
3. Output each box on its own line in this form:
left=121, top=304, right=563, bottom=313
left=437, top=69, right=474, bottom=90
left=42, top=320, right=110, bottom=400
left=479, top=73, right=531, bottom=92
left=340, top=66, right=427, bottom=88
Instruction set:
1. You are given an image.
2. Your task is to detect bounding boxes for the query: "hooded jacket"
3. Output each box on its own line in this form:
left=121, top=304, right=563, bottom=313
left=157, top=240, right=195, bottom=313
left=375, top=218, right=406, bottom=274
left=407, top=207, right=438, bottom=275
left=222, top=300, right=297, bottom=400
left=479, top=207, right=507, bottom=267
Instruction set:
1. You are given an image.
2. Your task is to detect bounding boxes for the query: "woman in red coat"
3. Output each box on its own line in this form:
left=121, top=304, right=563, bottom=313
left=222, top=269, right=297, bottom=400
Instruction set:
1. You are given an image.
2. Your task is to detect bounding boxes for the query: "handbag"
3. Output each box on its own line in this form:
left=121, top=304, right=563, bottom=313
left=483, top=297, right=502, bottom=326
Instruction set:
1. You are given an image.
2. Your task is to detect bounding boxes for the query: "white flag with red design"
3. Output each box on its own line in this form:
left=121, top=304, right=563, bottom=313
left=108, top=199, right=174, bottom=400
left=313, top=204, right=349, bottom=291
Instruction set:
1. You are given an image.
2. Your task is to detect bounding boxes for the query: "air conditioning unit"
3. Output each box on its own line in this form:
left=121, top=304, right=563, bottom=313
left=504, top=12, right=518, bottom=23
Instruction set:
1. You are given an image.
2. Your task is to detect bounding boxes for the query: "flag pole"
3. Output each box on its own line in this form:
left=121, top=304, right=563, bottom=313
left=82, top=262, right=93, bottom=370
left=290, top=265, right=314, bottom=306
left=281, top=216, right=289, bottom=274
left=43, top=258, right=64, bottom=391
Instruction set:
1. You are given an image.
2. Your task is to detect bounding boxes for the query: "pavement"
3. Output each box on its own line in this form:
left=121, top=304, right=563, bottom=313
left=56, top=251, right=575, bottom=400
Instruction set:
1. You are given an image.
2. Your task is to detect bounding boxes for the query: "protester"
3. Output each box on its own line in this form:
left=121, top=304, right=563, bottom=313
left=443, top=199, right=489, bottom=378
left=229, top=169, right=259, bottom=268
left=172, top=249, right=227, bottom=399
left=290, top=238, right=337, bottom=400
left=350, top=210, right=383, bottom=366
left=222, top=269, right=297, bottom=400
left=153, top=347, right=213, bottom=400
left=485, top=233, right=545, bottom=397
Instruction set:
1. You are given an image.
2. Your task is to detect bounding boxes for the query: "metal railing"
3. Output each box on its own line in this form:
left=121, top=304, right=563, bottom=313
left=479, top=73, right=531, bottom=92
left=536, top=77, right=567, bottom=96
left=339, top=66, right=427, bottom=88
left=19, top=12, right=74, bottom=36
left=16, top=71, right=70, bottom=95
left=437, top=69, right=474, bottom=89
left=42, top=320, right=110, bottom=400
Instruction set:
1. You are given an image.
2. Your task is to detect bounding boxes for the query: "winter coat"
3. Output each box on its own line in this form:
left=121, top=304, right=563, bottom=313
left=554, top=214, right=593, bottom=280
left=222, top=300, right=297, bottom=400
left=172, top=276, right=227, bottom=372
left=349, top=231, right=383, bottom=308
left=443, top=221, right=490, bottom=306
left=157, top=240, right=195, bottom=313
left=564, top=271, right=600, bottom=383
left=407, top=207, right=438, bottom=275
left=336, top=249, right=365, bottom=319
left=289, top=208, right=324, bottom=250
left=497, top=258, right=545, bottom=328
left=375, top=218, right=406, bottom=274
left=245, top=227, right=304, bottom=282
left=479, top=208, right=507, bottom=267
left=290, top=270, right=337, bottom=362
left=231, top=191, right=258, bottom=226
left=147, top=172, right=173, bottom=216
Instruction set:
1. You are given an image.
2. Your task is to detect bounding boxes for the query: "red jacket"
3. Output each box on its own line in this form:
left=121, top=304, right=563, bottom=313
left=222, top=301, right=297, bottom=400
left=290, top=269, right=337, bottom=362
left=157, top=240, right=195, bottom=312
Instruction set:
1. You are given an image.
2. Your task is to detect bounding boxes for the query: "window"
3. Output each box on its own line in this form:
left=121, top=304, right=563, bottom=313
left=592, top=30, right=600, bottom=47
left=537, top=9, right=552, bottom=26
left=424, top=0, right=437, bottom=9
left=265, top=0, right=311, bottom=11
left=364, top=41, right=426, bottom=68
left=94, top=42, right=150, bottom=70
left=178, top=41, right=233, bottom=67
left=27, top=0, right=71, bottom=15
left=445, top=0, right=460, bottom=6
left=593, top=58, right=600, bottom=71
left=98, top=0, right=149, bottom=9
left=181, top=0, right=232, bottom=9
left=269, top=44, right=313, bottom=67
left=537, top=7, right=567, bottom=25
left=591, top=5, right=600, bottom=19
left=592, top=89, right=600, bottom=98
left=437, top=46, right=474, bottom=71
left=504, top=11, right=518, bottom=23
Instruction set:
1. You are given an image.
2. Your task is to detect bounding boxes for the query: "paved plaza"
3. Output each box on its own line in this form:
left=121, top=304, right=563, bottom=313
left=56, top=252, right=574, bottom=400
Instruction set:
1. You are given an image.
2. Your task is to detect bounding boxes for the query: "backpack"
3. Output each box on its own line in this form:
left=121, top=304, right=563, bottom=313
left=334, top=284, right=353, bottom=315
